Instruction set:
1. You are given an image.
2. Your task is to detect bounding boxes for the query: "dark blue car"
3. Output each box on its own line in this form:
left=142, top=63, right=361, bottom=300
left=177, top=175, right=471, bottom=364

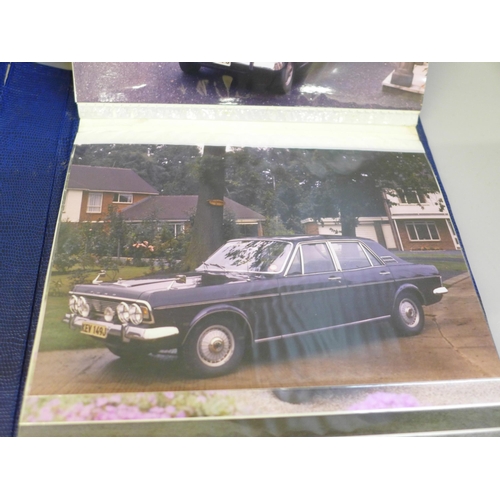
left=179, top=62, right=311, bottom=94
left=65, top=236, right=447, bottom=377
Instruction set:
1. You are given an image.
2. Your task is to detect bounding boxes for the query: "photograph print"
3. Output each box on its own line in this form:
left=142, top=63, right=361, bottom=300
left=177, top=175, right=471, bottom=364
left=73, top=62, right=427, bottom=110
left=21, top=143, right=500, bottom=425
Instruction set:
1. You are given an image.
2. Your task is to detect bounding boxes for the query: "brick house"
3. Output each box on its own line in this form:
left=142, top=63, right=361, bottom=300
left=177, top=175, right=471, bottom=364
left=120, top=195, right=265, bottom=237
left=61, top=165, right=159, bottom=222
left=61, top=165, right=265, bottom=236
left=302, top=189, right=459, bottom=251
left=384, top=190, right=459, bottom=251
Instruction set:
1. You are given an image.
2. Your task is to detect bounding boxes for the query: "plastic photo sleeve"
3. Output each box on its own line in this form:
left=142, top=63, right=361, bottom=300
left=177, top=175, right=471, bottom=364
left=18, top=142, right=500, bottom=436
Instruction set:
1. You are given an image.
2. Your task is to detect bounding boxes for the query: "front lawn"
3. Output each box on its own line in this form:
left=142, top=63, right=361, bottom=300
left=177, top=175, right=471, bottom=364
left=393, top=250, right=468, bottom=281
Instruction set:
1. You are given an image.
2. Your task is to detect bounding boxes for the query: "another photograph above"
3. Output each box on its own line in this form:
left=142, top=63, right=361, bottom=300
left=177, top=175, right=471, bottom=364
left=73, top=63, right=426, bottom=109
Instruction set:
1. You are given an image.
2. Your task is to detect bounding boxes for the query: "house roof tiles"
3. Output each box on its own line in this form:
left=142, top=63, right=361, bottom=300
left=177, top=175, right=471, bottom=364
left=68, top=165, right=159, bottom=195
left=120, top=195, right=265, bottom=222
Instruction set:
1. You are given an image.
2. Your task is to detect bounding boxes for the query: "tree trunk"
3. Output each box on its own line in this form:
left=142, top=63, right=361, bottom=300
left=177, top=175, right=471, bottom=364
left=184, top=146, right=227, bottom=270
left=340, top=215, right=357, bottom=237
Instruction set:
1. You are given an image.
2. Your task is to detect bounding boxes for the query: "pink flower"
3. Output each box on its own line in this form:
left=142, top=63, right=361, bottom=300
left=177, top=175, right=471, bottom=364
left=47, top=398, right=61, bottom=408
left=348, top=392, right=419, bottom=411
left=149, top=406, right=164, bottom=414
left=80, top=405, right=93, bottom=418
left=39, top=407, right=55, bottom=421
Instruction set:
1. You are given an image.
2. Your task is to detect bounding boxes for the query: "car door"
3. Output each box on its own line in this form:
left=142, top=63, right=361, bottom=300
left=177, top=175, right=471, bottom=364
left=328, top=241, right=396, bottom=324
left=276, top=241, right=350, bottom=339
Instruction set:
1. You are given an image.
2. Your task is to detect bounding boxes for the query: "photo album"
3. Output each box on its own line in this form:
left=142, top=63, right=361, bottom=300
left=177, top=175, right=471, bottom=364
left=18, top=63, right=500, bottom=436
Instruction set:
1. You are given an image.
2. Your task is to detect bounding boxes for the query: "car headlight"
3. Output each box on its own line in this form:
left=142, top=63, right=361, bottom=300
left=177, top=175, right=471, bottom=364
left=77, top=296, right=90, bottom=318
left=103, top=306, right=115, bottom=322
left=129, top=303, right=144, bottom=325
left=116, top=302, right=130, bottom=323
left=69, top=295, right=78, bottom=313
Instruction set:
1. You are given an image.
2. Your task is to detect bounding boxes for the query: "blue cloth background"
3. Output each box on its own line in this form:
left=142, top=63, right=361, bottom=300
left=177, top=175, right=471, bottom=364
left=0, top=63, right=79, bottom=436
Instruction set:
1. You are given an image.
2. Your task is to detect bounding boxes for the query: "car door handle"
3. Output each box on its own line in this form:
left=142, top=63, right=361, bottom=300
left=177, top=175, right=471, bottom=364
left=379, top=271, right=391, bottom=275
left=328, top=276, right=342, bottom=281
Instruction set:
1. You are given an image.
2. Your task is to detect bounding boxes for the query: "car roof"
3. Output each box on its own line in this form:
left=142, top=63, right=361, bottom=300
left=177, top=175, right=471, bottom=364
left=227, top=235, right=407, bottom=263
left=230, top=235, right=374, bottom=243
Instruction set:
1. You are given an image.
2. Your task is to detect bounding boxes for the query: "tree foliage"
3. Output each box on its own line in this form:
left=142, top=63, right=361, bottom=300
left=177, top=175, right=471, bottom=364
left=73, top=144, right=439, bottom=260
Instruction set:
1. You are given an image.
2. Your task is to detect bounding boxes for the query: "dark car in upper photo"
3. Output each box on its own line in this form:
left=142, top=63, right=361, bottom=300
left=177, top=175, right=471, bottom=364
left=178, top=62, right=311, bottom=94
left=64, top=236, right=448, bottom=377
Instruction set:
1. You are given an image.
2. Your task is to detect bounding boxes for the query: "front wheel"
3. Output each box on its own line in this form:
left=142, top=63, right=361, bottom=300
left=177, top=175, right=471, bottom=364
left=181, top=318, right=245, bottom=377
left=271, top=62, right=294, bottom=94
left=391, top=292, right=425, bottom=336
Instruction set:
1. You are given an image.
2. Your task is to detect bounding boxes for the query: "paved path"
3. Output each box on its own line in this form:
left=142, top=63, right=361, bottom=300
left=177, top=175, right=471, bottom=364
left=28, top=274, right=500, bottom=396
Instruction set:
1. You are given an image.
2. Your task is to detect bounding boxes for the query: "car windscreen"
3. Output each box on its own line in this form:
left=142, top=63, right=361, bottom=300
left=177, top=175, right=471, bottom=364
left=200, top=240, right=292, bottom=273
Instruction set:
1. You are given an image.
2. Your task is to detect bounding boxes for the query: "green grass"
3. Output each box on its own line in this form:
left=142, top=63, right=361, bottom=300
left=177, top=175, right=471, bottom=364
left=39, top=266, right=156, bottom=352
left=38, top=296, right=97, bottom=351
left=393, top=251, right=468, bottom=277
left=393, top=251, right=463, bottom=261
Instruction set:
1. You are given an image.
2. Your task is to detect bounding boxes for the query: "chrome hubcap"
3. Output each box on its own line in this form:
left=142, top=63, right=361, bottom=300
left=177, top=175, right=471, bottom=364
left=209, top=337, right=224, bottom=354
left=399, top=299, right=419, bottom=327
left=197, top=325, right=234, bottom=367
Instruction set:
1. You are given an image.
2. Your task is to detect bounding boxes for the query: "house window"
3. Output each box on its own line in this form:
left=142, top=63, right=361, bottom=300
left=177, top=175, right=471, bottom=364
left=113, top=193, right=133, bottom=204
left=406, top=222, right=440, bottom=241
left=398, top=190, right=427, bottom=204
left=168, top=223, right=184, bottom=238
left=87, top=192, right=103, bottom=213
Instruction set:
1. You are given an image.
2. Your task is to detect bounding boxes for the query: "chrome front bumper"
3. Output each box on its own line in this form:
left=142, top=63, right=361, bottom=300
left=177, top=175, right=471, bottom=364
left=64, top=314, right=179, bottom=342
left=433, top=286, right=448, bottom=295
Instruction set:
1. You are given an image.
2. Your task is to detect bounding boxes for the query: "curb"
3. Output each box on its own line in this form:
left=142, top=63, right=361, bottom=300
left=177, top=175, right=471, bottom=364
left=443, top=272, right=470, bottom=288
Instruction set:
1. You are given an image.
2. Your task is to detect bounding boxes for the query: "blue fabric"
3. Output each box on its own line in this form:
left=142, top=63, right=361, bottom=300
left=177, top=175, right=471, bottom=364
left=0, top=63, right=79, bottom=436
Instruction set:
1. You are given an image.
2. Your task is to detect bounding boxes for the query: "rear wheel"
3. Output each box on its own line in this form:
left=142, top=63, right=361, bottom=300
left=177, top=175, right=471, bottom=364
left=182, top=317, right=245, bottom=377
left=179, top=62, right=201, bottom=75
left=391, top=292, right=425, bottom=336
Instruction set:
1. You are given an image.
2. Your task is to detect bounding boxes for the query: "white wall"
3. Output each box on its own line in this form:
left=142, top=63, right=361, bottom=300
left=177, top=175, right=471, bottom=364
left=61, top=189, right=83, bottom=222
left=420, top=62, right=500, bottom=355
left=386, top=191, right=449, bottom=218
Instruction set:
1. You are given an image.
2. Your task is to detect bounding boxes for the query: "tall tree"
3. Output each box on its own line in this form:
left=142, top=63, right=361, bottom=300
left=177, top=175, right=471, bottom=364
left=184, top=146, right=227, bottom=270
left=294, top=150, right=440, bottom=236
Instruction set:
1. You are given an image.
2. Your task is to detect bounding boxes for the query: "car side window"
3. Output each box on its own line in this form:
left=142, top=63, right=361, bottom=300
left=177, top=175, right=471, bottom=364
left=302, top=243, right=335, bottom=274
left=287, top=249, right=302, bottom=275
left=329, top=242, right=375, bottom=270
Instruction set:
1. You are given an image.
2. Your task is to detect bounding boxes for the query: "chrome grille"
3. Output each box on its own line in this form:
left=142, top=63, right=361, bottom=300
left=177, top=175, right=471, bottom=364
left=89, top=298, right=120, bottom=314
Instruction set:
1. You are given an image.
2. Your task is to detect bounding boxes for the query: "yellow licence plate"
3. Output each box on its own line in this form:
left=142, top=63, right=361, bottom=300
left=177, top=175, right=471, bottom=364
left=81, top=322, right=108, bottom=339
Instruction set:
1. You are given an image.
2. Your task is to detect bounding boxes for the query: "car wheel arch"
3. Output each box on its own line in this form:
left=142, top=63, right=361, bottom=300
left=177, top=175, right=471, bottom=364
left=183, top=304, right=253, bottom=347
left=393, top=284, right=425, bottom=308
